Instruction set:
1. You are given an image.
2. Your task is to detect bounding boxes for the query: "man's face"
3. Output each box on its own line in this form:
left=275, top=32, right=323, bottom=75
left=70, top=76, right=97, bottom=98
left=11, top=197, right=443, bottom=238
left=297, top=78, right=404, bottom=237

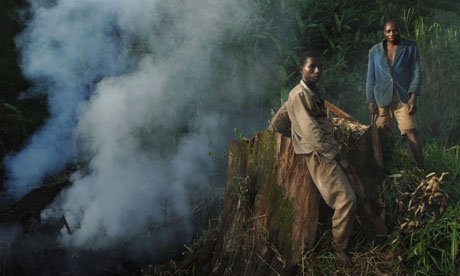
left=383, top=23, right=400, bottom=43
left=300, top=57, right=323, bottom=83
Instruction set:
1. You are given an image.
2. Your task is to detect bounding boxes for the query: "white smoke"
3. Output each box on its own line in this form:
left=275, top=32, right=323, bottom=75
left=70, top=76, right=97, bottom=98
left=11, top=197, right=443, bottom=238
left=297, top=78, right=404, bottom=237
left=42, top=58, right=219, bottom=248
left=6, top=0, right=141, bottom=198
left=7, top=0, right=274, bottom=250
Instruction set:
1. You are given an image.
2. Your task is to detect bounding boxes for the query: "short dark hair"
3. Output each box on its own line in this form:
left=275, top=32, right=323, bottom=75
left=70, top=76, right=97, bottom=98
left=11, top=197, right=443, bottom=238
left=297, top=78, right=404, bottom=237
left=383, top=19, right=401, bottom=31
left=299, top=51, right=321, bottom=69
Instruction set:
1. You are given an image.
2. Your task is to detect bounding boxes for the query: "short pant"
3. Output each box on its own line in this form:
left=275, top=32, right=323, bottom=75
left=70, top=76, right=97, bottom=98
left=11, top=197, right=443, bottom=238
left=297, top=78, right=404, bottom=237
left=376, top=93, right=417, bottom=135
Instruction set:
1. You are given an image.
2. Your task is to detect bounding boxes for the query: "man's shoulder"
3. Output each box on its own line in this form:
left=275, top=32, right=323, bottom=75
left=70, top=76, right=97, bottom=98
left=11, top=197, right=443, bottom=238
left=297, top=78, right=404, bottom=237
left=402, top=38, right=418, bottom=47
left=369, top=42, right=381, bottom=55
left=288, top=83, right=312, bottom=100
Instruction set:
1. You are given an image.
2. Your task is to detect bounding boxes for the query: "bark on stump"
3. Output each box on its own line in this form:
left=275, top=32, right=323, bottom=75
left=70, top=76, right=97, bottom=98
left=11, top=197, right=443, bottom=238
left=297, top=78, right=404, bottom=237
left=212, top=119, right=385, bottom=276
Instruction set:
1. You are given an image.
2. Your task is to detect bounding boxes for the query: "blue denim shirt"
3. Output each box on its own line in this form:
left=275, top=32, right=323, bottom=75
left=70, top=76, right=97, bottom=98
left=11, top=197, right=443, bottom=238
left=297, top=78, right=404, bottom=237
left=366, top=38, right=421, bottom=107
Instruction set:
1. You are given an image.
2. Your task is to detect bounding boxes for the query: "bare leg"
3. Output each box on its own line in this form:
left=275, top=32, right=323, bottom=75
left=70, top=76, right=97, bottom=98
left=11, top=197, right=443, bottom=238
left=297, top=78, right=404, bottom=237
left=405, top=129, right=424, bottom=167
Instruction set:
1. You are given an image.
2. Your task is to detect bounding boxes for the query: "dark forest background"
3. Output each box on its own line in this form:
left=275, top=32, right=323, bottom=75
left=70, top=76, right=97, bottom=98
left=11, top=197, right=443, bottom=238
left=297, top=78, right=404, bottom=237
left=2, top=0, right=460, bottom=159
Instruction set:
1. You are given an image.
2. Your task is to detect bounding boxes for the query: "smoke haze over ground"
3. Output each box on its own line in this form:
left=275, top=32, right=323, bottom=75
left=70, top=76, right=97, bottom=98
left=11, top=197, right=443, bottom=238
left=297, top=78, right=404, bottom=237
left=4, top=0, right=277, bottom=253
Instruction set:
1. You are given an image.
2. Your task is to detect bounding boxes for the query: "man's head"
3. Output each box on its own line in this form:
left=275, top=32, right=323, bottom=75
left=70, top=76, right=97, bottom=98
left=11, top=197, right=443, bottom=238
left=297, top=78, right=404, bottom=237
left=383, top=19, right=401, bottom=44
left=299, top=51, right=323, bottom=84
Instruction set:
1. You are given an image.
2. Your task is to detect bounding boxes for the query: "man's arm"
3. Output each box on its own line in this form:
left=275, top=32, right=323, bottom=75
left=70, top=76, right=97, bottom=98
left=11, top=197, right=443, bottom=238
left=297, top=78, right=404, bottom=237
left=407, top=43, right=421, bottom=115
left=268, top=103, right=291, bottom=135
left=408, top=43, right=422, bottom=96
left=366, top=51, right=378, bottom=115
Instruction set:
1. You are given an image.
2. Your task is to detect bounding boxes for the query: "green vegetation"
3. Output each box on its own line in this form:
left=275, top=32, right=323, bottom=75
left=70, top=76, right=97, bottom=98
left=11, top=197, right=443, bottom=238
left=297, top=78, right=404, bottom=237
left=383, top=142, right=460, bottom=275
left=243, top=5, right=460, bottom=273
left=401, top=205, right=460, bottom=275
left=415, top=19, right=460, bottom=145
left=209, top=0, right=460, bottom=145
left=187, top=1, right=460, bottom=274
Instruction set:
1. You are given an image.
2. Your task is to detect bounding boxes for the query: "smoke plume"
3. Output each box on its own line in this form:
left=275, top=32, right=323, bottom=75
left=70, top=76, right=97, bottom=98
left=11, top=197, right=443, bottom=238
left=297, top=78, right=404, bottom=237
left=6, top=0, right=276, bottom=251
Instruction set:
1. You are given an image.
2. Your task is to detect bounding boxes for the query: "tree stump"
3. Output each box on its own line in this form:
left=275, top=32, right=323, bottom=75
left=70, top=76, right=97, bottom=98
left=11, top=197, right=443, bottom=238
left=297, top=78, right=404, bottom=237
left=211, top=118, right=385, bottom=276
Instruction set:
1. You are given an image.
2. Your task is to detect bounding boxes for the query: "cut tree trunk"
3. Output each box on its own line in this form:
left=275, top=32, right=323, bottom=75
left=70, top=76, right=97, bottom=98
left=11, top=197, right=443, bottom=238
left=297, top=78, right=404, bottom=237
left=211, top=118, right=386, bottom=276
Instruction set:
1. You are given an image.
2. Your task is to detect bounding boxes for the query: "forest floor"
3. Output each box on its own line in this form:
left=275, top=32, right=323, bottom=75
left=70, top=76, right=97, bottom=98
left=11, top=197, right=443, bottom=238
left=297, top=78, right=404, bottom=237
left=0, top=138, right=459, bottom=276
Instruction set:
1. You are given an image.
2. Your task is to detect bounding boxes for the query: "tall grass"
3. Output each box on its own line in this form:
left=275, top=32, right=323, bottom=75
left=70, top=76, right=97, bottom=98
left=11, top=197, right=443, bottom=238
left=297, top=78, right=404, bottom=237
left=402, top=205, right=460, bottom=275
left=413, top=18, right=460, bottom=145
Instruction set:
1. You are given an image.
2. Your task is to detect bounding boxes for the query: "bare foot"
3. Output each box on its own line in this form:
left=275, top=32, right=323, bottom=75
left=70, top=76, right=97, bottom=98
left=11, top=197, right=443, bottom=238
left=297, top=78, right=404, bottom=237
left=333, top=250, right=352, bottom=267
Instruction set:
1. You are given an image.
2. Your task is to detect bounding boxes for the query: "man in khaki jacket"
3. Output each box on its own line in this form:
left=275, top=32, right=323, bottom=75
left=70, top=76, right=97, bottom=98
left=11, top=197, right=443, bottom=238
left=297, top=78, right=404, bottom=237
left=269, top=51, right=356, bottom=266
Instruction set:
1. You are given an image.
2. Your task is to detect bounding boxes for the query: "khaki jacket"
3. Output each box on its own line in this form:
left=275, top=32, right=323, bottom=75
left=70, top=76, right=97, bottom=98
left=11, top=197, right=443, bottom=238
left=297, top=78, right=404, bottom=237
left=269, top=80, right=339, bottom=160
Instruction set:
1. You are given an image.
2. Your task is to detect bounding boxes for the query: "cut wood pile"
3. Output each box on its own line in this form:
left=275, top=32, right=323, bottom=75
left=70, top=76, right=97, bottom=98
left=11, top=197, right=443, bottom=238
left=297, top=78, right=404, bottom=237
left=395, top=172, right=449, bottom=232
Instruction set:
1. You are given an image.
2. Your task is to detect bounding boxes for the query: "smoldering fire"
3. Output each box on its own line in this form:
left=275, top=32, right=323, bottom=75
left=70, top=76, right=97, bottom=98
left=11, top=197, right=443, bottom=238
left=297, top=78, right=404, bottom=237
left=5, top=0, right=274, bottom=252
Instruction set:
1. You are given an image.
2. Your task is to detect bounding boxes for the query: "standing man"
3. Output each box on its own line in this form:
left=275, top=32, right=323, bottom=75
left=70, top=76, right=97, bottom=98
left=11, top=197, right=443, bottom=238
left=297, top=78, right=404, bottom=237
left=366, top=19, right=424, bottom=166
left=269, top=51, right=356, bottom=266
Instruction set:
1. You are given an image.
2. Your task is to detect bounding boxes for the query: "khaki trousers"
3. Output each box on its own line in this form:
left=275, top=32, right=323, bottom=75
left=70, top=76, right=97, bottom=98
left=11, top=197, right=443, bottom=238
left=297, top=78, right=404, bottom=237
left=305, top=152, right=356, bottom=251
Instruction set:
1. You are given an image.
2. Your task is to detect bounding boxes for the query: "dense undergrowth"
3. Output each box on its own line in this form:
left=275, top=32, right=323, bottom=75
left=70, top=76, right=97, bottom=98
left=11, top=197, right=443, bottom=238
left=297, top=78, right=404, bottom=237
left=289, top=138, right=460, bottom=275
left=382, top=138, right=460, bottom=276
left=148, top=136, right=460, bottom=276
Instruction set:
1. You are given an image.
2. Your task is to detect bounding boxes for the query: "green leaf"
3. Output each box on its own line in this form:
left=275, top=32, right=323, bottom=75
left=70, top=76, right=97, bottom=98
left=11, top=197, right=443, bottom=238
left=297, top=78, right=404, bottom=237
left=268, top=34, right=282, bottom=51
left=280, top=86, right=288, bottom=102
left=451, top=222, right=458, bottom=264
left=334, top=13, right=341, bottom=28
left=233, top=128, right=247, bottom=141
left=3, top=103, right=20, bottom=113
left=328, top=39, right=336, bottom=49
left=290, top=51, right=299, bottom=66
left=354, top=29, right=361, bottom=43
left=295, top=11, right=304, bottom=31
left=279, top=66, right=288, bottom=82
left=319, top=23, right=325, bottom=34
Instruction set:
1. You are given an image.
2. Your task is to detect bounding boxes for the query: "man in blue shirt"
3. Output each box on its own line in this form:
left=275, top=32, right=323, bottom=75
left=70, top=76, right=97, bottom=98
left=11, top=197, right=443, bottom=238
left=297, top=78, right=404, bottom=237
left=366, top=19, right=424, bottom=166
